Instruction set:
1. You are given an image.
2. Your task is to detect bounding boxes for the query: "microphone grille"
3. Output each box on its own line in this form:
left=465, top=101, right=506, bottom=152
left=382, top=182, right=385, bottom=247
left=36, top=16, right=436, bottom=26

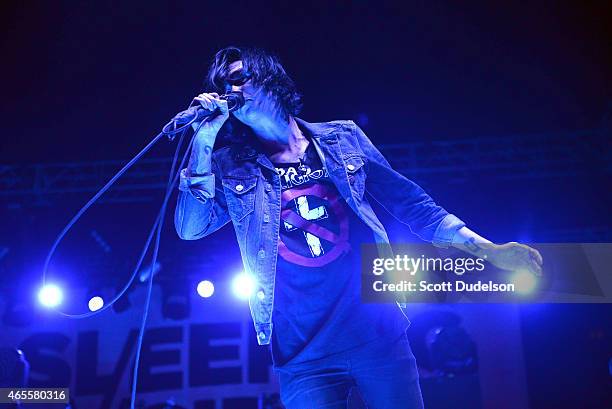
left=222, top=92, right=245, bottom=112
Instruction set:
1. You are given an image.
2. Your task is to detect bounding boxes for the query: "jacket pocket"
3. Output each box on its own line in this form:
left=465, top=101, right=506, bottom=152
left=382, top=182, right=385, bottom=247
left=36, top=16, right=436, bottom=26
left=222, top=176, right=258, bottom=221
left=344, top=155, right=367, bottom=200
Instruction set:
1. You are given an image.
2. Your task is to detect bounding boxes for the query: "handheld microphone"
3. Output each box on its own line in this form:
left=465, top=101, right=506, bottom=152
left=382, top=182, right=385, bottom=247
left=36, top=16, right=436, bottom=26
left=170, top=91, right=245, bottom=125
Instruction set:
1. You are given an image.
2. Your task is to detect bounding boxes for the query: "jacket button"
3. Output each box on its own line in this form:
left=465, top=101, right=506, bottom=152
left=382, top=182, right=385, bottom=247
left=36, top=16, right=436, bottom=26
left=347, top=164, right=355, bottom=171
left=265, top=183, right=272, bottom=192
left=258, top=331, right=266, bottom=340
left=257, top=290, right=265, bottom=300
left=263, top=214, right=270, bottom=223
left=235, top=184, right=244, bottom=192
left=258, top=249, right=266, bottom=259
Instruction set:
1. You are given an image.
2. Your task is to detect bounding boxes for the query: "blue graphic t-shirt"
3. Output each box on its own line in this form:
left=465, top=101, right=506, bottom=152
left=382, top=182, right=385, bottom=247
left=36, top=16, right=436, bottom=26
left=271, top=142, right=409, bottom=368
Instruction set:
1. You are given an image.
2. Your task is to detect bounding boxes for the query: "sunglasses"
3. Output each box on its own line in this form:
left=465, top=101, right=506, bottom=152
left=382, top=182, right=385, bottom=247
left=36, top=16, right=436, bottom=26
left=225, top=69, right=252, bottom=89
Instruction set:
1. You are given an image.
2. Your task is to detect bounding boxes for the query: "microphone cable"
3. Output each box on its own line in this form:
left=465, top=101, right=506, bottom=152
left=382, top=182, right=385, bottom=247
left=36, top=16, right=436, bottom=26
left=41, top=100, right=222, bottom=409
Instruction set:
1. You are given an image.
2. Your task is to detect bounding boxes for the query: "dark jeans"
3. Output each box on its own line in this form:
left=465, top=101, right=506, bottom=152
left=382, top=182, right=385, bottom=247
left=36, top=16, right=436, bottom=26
left=274, top=332, right=424, bottom=409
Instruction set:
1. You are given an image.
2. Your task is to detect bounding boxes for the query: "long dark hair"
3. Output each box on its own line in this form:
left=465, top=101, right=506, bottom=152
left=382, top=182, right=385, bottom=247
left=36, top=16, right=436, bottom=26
left=205, top=46, right=303, bottom=144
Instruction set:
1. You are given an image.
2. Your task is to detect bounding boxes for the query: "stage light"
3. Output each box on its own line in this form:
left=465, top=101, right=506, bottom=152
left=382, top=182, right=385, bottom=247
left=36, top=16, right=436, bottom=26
left=37, top=284, right=63, bottom=308
left=88, top=296, right=104, bottom=312
left=512, top=269, right=537, bottom=294
left=196, top=280, right=214, bottom=298
left=232, top=272, right=255, bottom=300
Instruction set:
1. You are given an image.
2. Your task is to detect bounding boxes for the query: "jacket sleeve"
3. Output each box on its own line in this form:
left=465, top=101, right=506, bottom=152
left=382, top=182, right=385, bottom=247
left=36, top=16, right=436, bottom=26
left=351, top=121, right=466, bottom=248
left=174, top=155, right=231, bottom=240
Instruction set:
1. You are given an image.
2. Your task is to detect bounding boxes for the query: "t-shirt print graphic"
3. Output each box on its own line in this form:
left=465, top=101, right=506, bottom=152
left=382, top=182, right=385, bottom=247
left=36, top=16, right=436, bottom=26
left=278, top=183, right=351, bottom=267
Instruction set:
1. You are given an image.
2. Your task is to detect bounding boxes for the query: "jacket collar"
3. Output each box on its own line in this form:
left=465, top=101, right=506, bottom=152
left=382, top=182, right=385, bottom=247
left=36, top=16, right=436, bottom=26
left=230, top=117, right=344, bottom=164
left=294, top=117, right=342, bottom=138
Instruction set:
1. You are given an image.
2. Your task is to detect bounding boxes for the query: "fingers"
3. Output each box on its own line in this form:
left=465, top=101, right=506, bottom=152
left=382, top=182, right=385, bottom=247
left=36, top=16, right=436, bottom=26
left=518, top=246, right=543, bottom=276
left=529, top=248, right=543, bottom=276
left=521, top=245, right=543, bottom=276
left=530, top=259, right=543, bottom=276
left=503, top=242, right=544, bottom=277
left=216, top=98, right=229, bottom=114
left=532, top=248, right=543, bottom=266
left=194, top=92, right=229, bottom=114
left=194, top=93, right=215, bottom=110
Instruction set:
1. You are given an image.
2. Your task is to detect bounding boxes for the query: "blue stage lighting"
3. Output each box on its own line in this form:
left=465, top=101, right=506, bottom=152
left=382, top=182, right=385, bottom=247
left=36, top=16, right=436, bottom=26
left=38, top=284, right=63, bottom=308
left=232, top=272, right=255, bottom=300
left=88, top=296, right=104, bottom=311
left=196, top=280, right=215, bottom=298
left=511, top=269, right=537, bottom=294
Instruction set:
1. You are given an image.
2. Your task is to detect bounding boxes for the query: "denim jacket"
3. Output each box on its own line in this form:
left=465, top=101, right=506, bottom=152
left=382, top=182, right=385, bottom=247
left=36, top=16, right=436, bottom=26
left=174, top=118, right=465, bottom=345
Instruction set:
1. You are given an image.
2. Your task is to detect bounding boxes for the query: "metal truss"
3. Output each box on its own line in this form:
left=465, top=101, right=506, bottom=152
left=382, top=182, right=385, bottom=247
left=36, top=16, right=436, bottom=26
left=381, top=129, right=610, bottom=183
left=1, top=129, right=609, bottom=207
left=0, top=158, right=173, bottom=207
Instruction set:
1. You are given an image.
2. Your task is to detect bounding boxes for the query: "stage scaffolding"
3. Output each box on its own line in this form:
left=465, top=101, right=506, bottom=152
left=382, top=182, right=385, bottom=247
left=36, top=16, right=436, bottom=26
left=1, top=129, right=609, bottom=207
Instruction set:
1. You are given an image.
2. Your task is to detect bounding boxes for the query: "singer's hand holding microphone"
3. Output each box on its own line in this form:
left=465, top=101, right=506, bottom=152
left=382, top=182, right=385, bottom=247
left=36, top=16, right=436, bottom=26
left=192, top=92, right=230, bottom=144
left=183, top=91, right=244, bottom=176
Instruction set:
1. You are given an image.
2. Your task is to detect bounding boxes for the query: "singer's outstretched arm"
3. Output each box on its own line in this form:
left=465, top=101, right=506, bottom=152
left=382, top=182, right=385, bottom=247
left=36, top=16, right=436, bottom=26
left=351, top=122, right=465, bottom=248
left=352, top=122, right=543, bottom=276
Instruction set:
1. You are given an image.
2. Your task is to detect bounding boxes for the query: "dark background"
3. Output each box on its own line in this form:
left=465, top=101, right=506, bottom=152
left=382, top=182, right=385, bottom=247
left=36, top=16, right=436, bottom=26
left=1, top=1, right=611, bottom=162
left=1, top=1, right=611, bottom=408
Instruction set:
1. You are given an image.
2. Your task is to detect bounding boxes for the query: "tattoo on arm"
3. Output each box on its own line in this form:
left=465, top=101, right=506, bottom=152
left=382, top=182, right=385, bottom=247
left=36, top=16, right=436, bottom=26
left=464, top=237, right=482, bottom=253
left=203, top=145, right=212, bottom=155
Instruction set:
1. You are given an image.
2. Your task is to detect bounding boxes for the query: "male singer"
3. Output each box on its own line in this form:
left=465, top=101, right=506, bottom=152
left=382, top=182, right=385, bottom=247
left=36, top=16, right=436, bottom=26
left=174, top=46, right=543, bottom=408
